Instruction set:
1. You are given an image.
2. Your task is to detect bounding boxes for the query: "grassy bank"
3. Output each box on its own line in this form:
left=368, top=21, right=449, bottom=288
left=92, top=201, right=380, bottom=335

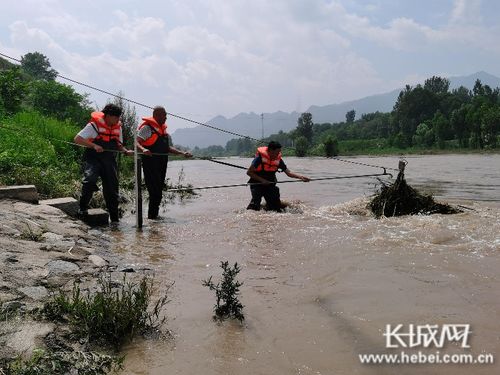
left=0, top=111, right=82, bottom=198
left=0, top=111, right=138, bottom=199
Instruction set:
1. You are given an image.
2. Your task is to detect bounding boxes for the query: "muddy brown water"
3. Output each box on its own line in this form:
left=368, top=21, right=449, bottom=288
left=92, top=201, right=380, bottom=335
left=108, top=154, right=499, bottom=374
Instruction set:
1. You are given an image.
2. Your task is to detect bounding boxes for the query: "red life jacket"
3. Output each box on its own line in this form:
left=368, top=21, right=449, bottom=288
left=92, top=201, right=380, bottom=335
left=255, top=146, right=282, bottom=172
left=138, top=117, right=168, bottom=147
left=89, top=112, right=122, bottom=144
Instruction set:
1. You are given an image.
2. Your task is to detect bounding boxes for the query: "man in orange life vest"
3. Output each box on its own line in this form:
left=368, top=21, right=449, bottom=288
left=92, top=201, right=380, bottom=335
left=246, top=141, right=310, bottom=212
left=74, top=104, right=133, bottom=222
left=136, top=106, right=192, bottom=220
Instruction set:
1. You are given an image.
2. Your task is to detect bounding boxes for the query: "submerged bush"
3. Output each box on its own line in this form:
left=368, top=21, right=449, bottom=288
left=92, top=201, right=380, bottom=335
left=369, top=170, right=461, bottom=217
left=203, top=261, right=244, bottom=322
left=42, top=275, right=170, bottom=347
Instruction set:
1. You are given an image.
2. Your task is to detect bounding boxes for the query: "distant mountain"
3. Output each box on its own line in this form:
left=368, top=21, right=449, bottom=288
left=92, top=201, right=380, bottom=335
left=172, top=71, right=500, bottom=148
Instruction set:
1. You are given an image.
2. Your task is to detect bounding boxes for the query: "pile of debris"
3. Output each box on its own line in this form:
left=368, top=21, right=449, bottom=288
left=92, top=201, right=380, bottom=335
left=368, top=161, right=461, bottom=218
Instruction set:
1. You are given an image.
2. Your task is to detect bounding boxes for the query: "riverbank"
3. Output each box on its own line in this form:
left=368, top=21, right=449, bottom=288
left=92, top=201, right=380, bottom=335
left=0, top=199, right=128, bottom=366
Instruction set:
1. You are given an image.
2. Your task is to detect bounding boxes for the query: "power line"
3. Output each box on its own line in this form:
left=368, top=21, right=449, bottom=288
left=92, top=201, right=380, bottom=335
left=0, top=51, right=398, bottom=173
left=167, top=172, right=392, bottom=192
left=0, top=51, right=263, bottom=144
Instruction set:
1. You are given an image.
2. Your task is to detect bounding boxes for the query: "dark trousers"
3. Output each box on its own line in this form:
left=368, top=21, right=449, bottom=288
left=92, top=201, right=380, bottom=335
left=247, top=184, right=282, bottom=212
left=79, top=157, right=119, bottom=221
left=142, top=155, right=168, bottom=218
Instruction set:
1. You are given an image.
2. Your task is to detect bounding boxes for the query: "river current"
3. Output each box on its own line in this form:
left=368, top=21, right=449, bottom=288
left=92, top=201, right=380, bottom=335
left=108, top=154, right=499, bottom=375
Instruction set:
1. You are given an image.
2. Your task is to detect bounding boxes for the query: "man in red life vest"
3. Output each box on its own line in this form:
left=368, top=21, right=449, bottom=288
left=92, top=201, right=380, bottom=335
left=246, top=141, right=310, bottom=212
left=74, top=104, right=133, bottom=223
left=136, top=106, right=192, bottom=219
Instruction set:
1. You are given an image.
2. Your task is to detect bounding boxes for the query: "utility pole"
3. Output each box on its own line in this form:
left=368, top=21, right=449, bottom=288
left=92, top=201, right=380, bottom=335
left=261, top=113, right=264, bottom=139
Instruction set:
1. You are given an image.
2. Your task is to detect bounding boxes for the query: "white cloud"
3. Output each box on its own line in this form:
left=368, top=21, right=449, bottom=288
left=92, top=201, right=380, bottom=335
left=450, top=0, right=482, bottom=25
left=1, top=0, right=499, bottom=131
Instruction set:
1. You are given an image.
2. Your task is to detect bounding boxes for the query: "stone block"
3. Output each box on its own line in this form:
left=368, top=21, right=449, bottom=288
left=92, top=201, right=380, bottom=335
left=85, top=209, right=109, bottom=226
left=39, top=197, right=79, bottom=217
left=0, top=185, right=38, bottom=204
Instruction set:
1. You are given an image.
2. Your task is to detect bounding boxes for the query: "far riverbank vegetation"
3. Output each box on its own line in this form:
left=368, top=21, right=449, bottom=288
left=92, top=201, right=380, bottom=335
left=1, top=52, right=498, bottom=199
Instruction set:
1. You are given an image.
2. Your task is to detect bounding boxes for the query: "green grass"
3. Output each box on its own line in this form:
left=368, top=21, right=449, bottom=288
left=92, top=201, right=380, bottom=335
left=41, top=274, right=170, bottom=348
left=3, top=349, right=122, bottom=375
left=0, top=111, right=82, bottom=198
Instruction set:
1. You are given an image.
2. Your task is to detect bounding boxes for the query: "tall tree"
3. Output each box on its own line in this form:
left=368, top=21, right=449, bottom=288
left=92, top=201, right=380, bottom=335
left=431, top=110, right=449, bottom=149
left=28, top=80, right=91, bottom=124
left=345, top=109, right=356, bottom=123
left=450, top=106, right=469, bottom=147
left=0, top=67, right=27, bottom=114
left=296, top=112, right=313, bottom=143
left=21, top=52, right=58, bottom=80
left=481, top=106, right=500, bottom=148
left=424, top=76, right=450, bottom=95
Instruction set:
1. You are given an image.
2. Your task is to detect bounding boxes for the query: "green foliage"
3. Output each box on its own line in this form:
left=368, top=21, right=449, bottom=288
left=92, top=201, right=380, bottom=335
left=424, top=76, right=450, bottom=95
left=0, top=111, right=81, bottom=198
left=0, top=56, right=16, bottom=71
left=225, top=137, right=256, bottom=155
left=3, top=349, right=122, bottom=375
left=296, top=112, right=313, bottom=143
left=345, top=109, right=355, bottom=123
left=431, top=110, right=450, bottom=149
left=294, top=136, right=309, bottom=157
left=20, top=52, right=58, bottom=80
left=192, top=145, right=226, bottom=157
left=203, top=261, right=244, bottom=322
left=42, top=275, right=170, bottom=348
left=0, top=67, right=27, bottom=114
left=323, top=135, right=339, bottom=157
left=27, top=80, right=91, bottom=124
left=413, top=123, right=434, bottom=147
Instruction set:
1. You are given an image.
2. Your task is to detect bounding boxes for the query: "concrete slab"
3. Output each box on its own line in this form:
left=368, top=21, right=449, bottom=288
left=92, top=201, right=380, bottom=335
left=39, top=197, right=79, bottom=217
left=85, top=208, right=109, bottom=226
left=0, top=185, right=38, bottom=204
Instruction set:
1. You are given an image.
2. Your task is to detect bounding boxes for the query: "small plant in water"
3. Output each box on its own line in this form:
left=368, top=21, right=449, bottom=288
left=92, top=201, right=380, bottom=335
left=164, top=167, right=196, bottom=202
left=41, top=274, right=170, bottom=347
left=203, top=261, right=244, bottom=322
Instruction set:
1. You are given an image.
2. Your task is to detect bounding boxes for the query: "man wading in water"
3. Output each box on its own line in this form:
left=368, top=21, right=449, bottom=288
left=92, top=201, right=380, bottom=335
left=246, top=141, right=310, bottom=212
left=136, top=106, right=192, bottom=220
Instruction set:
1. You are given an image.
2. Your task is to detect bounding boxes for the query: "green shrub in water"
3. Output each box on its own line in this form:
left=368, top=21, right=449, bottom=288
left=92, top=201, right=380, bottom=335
left=203, top=261, right=244, bottom=322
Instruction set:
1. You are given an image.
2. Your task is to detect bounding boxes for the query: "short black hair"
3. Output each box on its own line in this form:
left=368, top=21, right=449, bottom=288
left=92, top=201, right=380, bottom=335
left=102, top=103, right=122, bottom=117
left=267, top=141, right=282, bottom=150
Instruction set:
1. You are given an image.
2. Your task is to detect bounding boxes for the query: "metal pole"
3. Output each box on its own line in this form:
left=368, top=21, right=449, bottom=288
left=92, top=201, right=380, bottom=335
left=134, top=128, right=143, bottom=229
left=261, top=113, right=264, bottom=139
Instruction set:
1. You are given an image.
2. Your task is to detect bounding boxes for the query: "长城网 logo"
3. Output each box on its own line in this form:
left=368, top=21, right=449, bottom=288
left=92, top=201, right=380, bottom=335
left=383, top=324, right=471, bottom=349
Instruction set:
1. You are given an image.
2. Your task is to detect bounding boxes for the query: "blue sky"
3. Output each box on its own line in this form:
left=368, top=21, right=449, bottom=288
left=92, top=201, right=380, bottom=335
left=1, top=0, right=499, bottom=131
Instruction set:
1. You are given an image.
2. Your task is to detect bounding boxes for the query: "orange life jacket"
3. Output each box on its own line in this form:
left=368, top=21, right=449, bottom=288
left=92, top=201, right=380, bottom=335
left=255, top=146, right=282, bottom=172
left=138, top=117, right=168, bottom=147
left=89, top=112, right=122, bottom=144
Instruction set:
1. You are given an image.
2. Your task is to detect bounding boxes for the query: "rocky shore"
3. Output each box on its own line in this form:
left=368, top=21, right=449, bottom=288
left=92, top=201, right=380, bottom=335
left=0, top=199, right=121, bottom=363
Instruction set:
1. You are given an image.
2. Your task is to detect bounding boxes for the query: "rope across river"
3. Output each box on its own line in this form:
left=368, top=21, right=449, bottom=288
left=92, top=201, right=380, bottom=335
left=0, top=122, right=396, bottom=180
left=0, top=51, right=399, bottom=175
left=167, top=173, right=392, bottom=192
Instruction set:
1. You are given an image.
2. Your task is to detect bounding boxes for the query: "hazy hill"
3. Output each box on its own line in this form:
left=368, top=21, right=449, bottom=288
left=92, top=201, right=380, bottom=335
left=170, top=71, right=500, bottom=148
